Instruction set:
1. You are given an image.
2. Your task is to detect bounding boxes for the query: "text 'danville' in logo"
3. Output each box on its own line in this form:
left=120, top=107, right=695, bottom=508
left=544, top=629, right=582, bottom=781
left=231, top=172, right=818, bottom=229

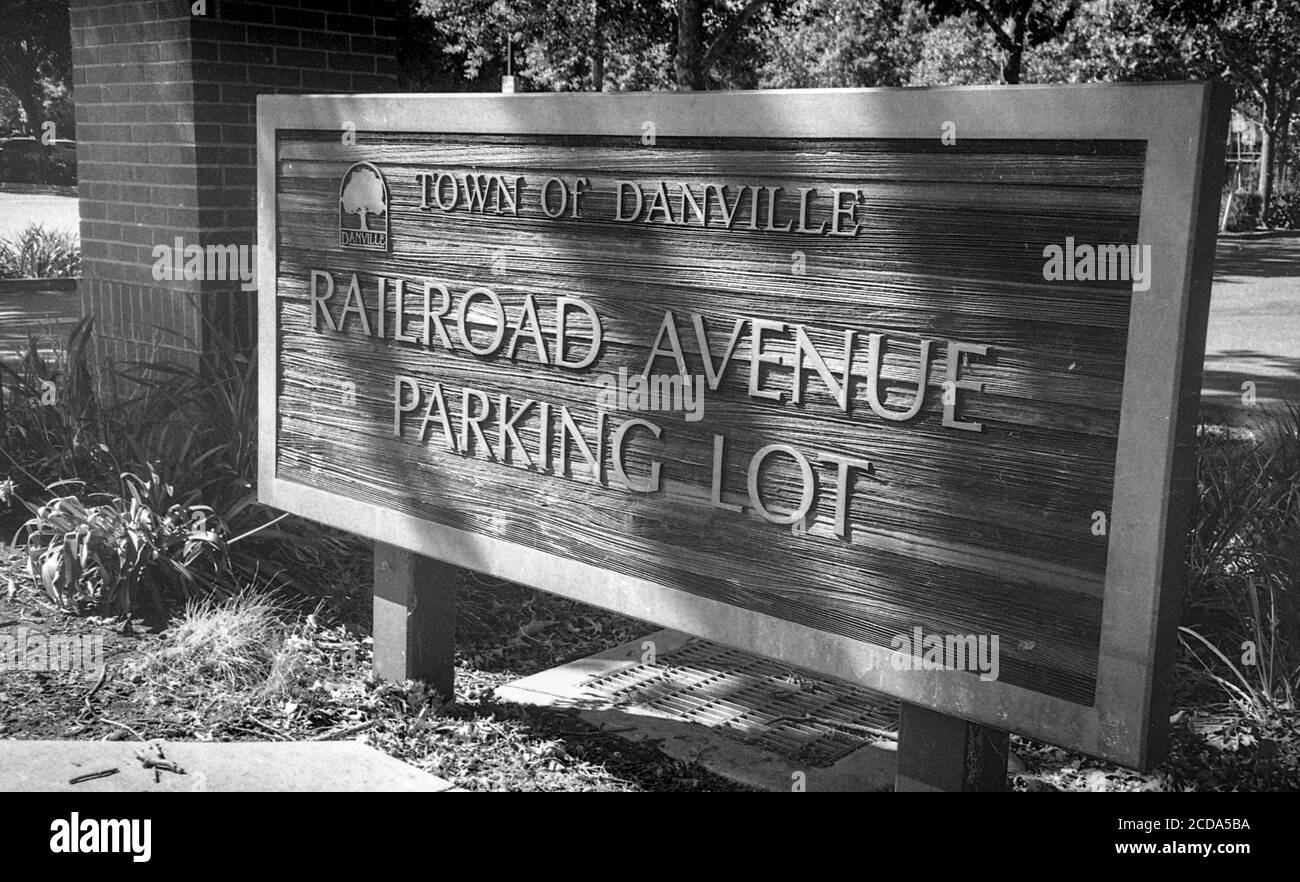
left=339, top=161, right=389, bottom=251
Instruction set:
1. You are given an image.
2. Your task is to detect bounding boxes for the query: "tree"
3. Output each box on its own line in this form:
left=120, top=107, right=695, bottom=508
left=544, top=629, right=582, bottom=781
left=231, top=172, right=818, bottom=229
left=416, top=0, right=678, bottom=91
left=1032, top=0, right=1192, bottom=84
left=0, top=0, right=71, bottom=135
left=1159, top=0, right=1300, bottom=213
left=396, top=0, right=473, bottom=90
left=521, top=0, right=677, bottom=91
left=412, top=0, right=785, bottom=92
left=674, top=0, right=789, bottom=89
left=924, top=0, right=1076, bottom=84
left=760, top=0, right=926, bottom=88
left=910, top=8, right=1003, bottom=84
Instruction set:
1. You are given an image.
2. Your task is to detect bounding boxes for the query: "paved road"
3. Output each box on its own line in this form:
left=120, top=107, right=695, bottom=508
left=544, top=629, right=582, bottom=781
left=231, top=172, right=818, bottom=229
left=1203, top=234, right=1300, bottom=415
left=0, top=192, right=79, bottom=239
left=0, top=290, right=80, bottom=366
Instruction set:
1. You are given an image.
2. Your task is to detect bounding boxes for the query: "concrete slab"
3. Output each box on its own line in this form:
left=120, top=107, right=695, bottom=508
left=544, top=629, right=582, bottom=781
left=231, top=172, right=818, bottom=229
left=0, top=740, right=455, bottom=792
left=496, top=630, right=898, bottom=792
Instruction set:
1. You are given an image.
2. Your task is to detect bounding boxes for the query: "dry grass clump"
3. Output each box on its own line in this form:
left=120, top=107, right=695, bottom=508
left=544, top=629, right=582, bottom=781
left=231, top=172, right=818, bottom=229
left=128, top=593, right=305, bottom=696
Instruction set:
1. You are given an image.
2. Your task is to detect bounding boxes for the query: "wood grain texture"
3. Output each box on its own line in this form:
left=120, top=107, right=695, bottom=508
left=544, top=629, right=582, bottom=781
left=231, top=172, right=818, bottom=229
left=272, top=133, right=1148, bottom=706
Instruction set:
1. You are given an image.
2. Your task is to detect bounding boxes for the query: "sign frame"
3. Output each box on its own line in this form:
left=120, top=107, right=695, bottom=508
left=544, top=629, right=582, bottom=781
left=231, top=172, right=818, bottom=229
left=257, top=83, right=1229, bottom=770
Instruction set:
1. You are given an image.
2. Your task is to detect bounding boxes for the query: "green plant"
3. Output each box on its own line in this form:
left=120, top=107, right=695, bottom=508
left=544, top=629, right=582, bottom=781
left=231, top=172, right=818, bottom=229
left=1224, top=190, right=1263, bottom=232
left=1184, top=407, right=1300, bottom=711
left=0, top=316, right=111, bottom=494
left=16, top=467, right=233, bottom=620
left=5, top=317, right=365, bottom=611
left=112, top=322, right=366, bottom=598
left=0, top=223, right=80, bottom=279
left=1265, top=189, right=1300, bottom=230
left=128, top=592, right=287, bottom=692
left=1181, top=578, right=1288, bottom=713
left=127, top=593, right=341, bottom=714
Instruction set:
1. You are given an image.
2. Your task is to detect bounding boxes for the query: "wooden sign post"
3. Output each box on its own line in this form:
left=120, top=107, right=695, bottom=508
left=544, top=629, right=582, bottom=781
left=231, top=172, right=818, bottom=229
left=258, top=83, right=1229, bottom=785
left=371, top=543, right=456, bottom=698
left=897, top=703, right=1010, bottom=792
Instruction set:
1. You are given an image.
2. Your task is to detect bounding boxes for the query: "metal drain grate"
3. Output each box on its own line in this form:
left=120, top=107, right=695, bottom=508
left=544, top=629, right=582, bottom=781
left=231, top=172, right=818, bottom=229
left=581, top=639, right=899, bottom=768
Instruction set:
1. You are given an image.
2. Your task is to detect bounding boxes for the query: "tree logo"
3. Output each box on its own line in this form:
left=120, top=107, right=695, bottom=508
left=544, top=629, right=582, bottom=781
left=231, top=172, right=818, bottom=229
left=339, top=162, right=389, bottom=251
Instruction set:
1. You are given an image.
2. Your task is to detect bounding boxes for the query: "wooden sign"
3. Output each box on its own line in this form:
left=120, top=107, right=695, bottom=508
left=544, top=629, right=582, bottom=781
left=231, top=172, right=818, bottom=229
left=258, top=84, right=1227, bottom=769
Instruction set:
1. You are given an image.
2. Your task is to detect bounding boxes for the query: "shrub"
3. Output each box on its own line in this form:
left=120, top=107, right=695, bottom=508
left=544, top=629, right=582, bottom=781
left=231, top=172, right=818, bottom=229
left=16, top=467, right=232, bottom=620
left=112, top=324, right=366, bottom=598
left=1265, top=189, right=1300, bottom=230
left=0, top=317, right=109, bottom=495
left=126, top=593, right=342, bottom=713
left=128, top=593, right=285, bottom=692
left=0, top=145, right=74, bottom=187
left=1184, top=407, right=1300, bottom=710
left=0, top=223, right=81, bottom=279
left=1223, top=190, right=1263, bottom=232
left=3, top=317, right=366, bottom=618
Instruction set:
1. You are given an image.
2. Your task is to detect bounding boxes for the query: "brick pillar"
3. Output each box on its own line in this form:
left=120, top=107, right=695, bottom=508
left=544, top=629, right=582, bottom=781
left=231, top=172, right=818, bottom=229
left=70, top=0, right=398, bottom=372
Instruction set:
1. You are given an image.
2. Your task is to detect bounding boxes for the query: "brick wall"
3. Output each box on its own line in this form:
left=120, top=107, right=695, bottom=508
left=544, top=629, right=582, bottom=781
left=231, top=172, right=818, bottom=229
left=70, top=0, right=398, bottom=372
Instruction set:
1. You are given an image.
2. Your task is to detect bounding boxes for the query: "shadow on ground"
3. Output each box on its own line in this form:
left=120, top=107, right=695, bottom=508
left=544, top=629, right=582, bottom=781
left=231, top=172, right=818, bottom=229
left=1214, top=234, right=1300, bottom=279
left=1201, top=351, right=1300, bottom=409
left=1202, top=235, right=1300, bottom=418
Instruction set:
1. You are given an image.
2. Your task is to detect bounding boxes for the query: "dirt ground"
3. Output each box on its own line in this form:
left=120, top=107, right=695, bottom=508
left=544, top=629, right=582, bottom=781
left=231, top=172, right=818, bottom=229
left=0, top=542, right=758, bottom=791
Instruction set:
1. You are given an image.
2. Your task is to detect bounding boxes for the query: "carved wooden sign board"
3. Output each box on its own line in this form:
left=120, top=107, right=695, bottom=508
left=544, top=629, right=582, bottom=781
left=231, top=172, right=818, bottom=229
left=258, top=84, right=1227, bottom=769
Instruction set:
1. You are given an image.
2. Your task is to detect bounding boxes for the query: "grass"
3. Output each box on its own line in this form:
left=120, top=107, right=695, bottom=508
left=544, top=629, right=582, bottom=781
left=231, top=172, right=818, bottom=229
left=128, top=593, right=291, bottom=695
left=1183, top=405, right=1300, bottom=712
left=0, top=223, right=80, bottom=279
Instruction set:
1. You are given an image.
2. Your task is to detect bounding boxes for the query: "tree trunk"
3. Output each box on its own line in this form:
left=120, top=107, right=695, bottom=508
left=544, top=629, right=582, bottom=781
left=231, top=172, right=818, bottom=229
left=1258, top=88, right=1277, bottom=225
left=1282, top=92, right=1299, bottom=194
left=1278, top=127, right=1290, bottom=194
left=1003, top=41, right=1023, bottom=84
left=16, top=87, right=44, bottom=136
left=1257, top=124, right=1273, bottom=220
left=676, top=0, right=705, bottom=90
left=1000, top=1, right=1031, bottom=85
left=1255, top=80, right=1291, bottom=226
left=591, top=20, right=605, bottom=91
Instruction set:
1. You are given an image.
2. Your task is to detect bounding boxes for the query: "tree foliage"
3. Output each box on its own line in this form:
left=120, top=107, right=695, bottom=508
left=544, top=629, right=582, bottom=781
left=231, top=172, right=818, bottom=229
left=403, top=0, right=1298, bottom=214
left=0, top=0, right=72, bottom=134
left=760, top=0, right=925, bottom=87
left=674, top=0, right=793, bottom=89
left=415, top=0, right=678, bottom=90
left=922, top=0, right=1077, bottom=83
left=909, top=9, right=1003, bottom=84
left=759, top=0, right=1192, bottom=87
left=412, top=0, right=789, bottom=91
left=1035, top=0, right=1193, bottom=83
left=1157, top=0, right=1300, bottom=204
